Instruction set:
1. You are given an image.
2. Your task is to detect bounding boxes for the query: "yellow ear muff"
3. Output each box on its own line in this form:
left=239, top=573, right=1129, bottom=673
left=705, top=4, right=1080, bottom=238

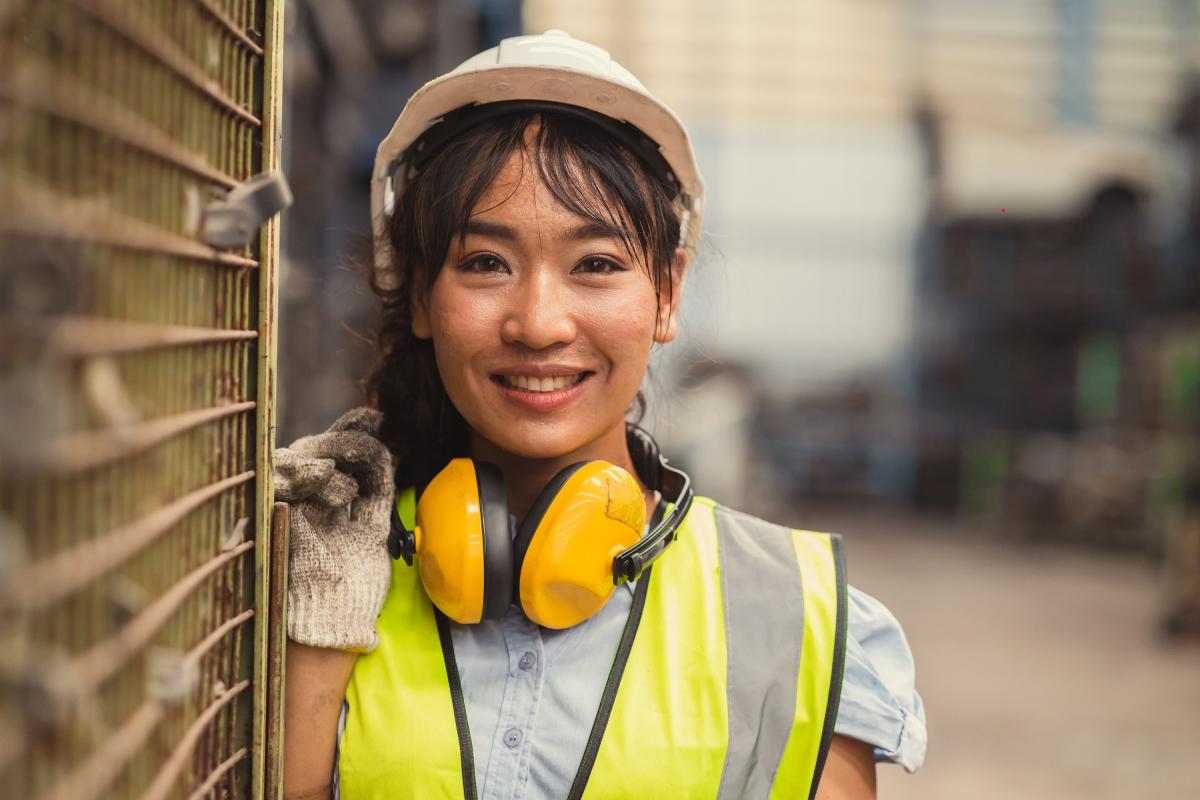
left=516, top=462, right=646, bottom=629
left=414, top=458, right=489, bottom=623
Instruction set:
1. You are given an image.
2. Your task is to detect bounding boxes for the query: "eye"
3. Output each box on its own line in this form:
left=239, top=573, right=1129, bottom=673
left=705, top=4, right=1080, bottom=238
left=459, top=253, right=509, bottom=274
left=573, top=256, right=625, bottom=275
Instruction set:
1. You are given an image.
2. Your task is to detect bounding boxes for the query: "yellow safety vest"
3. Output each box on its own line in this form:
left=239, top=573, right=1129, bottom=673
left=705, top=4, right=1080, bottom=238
left=339, top=495, right=847, bottom=799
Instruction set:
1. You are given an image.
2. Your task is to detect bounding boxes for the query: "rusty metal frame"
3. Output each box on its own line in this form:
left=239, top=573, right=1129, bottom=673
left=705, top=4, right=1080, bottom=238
left=264, top=502, right=290, bottom=800
left=253, top=1, right=286, bottom=796
left=40, top=605, right=255, bottom=800
left=65, top=0, right=263, bottom=128
left=5, top=470, right=256, bottom=611
left=0, top=1, right=285, bottom=796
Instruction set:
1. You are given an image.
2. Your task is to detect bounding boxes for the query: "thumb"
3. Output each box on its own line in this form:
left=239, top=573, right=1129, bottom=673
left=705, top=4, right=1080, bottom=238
left=274, top=449, right=336, bottom=502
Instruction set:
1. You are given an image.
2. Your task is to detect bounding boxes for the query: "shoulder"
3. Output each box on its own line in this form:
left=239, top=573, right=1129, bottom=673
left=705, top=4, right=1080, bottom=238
left=837, top=585, right=927, bottom=772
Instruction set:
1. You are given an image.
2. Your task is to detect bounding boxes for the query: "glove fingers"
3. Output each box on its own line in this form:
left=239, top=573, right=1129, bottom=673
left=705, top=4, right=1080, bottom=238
left=291, top=429, right=383, bottom=464
left=293, top=430, right=394, bottom=497
left=315, top=470, right=359, bottom=507
left=274, top=450, right=336, bottom=502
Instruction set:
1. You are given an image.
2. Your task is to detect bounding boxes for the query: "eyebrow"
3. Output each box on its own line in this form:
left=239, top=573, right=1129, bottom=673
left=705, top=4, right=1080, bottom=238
left=568, top=220, right=631, bottom=243
left=464, top=219, right=518, bottom=241
left=465, top=219, right=631, bottom=243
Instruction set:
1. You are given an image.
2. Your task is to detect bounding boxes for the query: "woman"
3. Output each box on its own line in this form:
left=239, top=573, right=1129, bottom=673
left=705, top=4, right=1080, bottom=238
left=278, top=30, right=925, bottom=800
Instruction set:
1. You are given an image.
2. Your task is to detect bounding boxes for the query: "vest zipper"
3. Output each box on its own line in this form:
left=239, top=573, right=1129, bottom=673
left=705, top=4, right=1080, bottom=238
left=566, top=566, right=654, bottom=800
left=807, top=535, right=849, bottom=800
left=436, top=611, right=478, bottom=800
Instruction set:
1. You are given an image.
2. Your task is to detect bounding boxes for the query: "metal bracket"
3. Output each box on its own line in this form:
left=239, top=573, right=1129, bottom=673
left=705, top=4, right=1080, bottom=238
left=222, top=517, right=251, bottom=551
left=202, top=171, right=293, bottom=249
left=146, top=647, right=197, bottom=704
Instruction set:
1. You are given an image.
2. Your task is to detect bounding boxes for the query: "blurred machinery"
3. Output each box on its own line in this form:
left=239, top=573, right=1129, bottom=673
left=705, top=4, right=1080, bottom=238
left=0, top=1, right=287, bottom=797
left=910, top=1, right=1200, bottom=635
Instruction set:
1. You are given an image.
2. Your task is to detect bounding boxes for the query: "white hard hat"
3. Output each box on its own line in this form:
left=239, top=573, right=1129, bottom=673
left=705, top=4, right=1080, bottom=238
left=370, top=29, right=704, bottom=287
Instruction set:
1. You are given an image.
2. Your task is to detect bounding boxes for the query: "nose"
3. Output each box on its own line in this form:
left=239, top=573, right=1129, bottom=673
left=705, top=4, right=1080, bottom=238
left=500, top=268, right=577, bottom=350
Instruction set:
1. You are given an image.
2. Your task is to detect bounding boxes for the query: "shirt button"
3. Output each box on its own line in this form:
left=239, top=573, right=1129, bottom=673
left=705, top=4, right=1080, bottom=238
left=503, top=728, right=523, bottom=749
left=518, top=652, right=536, bottom=671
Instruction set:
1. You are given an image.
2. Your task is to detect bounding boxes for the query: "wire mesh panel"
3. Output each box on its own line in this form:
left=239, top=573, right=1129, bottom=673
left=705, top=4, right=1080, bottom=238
left=0, top=1, right=283, bottom=797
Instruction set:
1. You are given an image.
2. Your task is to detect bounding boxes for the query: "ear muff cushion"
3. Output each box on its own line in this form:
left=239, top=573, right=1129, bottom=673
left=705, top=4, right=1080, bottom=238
left=475, top=461, right=513, bottom=619
left=513, top=462, right=588, bottom=577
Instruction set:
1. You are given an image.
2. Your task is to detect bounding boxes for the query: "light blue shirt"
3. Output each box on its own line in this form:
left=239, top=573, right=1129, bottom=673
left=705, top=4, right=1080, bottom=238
left=336, top=576, right=927, bottom=798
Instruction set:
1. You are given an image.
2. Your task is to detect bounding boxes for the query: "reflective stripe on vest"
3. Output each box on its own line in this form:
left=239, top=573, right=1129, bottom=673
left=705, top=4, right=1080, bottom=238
left=338, top=496, right=847, bottom=799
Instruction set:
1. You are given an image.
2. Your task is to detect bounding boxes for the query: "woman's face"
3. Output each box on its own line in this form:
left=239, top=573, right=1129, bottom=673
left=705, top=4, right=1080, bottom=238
left=412, top=150, right=685, bottom=463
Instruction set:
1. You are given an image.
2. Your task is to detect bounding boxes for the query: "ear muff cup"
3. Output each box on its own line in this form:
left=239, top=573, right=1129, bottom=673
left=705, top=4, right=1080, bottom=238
left=514, top=462, right=646, bottom=629
left=475, top=461, right=513, bottom=620
left=415, top=458, right=512, bottom=624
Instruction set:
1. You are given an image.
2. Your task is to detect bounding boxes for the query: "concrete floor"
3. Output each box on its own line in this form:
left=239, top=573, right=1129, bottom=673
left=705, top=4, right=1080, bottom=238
left=785, top=506, right=1200, bottom=800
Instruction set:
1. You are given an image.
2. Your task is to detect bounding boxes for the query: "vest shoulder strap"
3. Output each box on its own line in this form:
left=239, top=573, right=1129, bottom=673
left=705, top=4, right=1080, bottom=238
left=338, top=549, right=470, bottom=799
left=706, top=501, right=847, bottom=800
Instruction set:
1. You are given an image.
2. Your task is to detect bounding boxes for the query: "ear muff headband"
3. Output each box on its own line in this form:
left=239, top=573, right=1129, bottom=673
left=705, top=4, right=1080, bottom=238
left=611, top=426, right=694, bottom=584
left=475, top=462, right=513, bottom=620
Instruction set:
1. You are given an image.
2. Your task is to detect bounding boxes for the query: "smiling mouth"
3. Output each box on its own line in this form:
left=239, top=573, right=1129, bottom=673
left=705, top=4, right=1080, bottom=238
left=492, top=373, right=591, bottom=393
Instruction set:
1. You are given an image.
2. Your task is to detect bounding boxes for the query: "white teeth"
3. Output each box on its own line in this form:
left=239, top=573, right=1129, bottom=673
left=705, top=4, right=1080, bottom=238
left=504, top=374, right=583, bottom=392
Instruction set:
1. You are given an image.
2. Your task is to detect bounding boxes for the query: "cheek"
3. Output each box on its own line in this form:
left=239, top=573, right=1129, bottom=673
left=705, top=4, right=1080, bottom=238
left=579, top=285, right=659, bottom=363
left=428, top=281, right=498, bottom=346
left=425, top=286, right=494, bottom=390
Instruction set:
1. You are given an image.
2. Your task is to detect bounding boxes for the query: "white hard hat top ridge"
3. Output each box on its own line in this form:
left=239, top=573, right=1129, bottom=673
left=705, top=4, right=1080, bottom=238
left=370, top=30, right=705, bottom=288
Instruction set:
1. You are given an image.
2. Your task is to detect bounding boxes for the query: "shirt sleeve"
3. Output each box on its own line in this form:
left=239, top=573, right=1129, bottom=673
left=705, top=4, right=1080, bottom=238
left=833, top=585, right=927, bottom=772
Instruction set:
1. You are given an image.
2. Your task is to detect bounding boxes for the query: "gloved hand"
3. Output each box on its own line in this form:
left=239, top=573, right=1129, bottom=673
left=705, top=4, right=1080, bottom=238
left=275, top=407, right=395, bottom=652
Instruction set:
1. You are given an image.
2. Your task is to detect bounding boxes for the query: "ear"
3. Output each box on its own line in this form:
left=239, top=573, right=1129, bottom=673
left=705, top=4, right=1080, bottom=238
left=653, top=247, right=689, bottom=344
left=411, top=282, right=432, bottom=340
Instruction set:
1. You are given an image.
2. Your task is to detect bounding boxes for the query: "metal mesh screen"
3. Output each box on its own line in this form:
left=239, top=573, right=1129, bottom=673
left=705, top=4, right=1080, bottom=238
left=0, top=1, right=283, bottom=797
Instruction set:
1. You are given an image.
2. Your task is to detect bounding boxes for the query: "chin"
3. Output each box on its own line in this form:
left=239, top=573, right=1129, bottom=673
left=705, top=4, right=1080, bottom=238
left=474, top=418, right=602, bottom=462
left=499, top=430, right=588, bottom=461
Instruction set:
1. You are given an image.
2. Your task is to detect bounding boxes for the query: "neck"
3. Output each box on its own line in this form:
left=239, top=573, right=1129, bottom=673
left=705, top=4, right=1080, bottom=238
left=468, top=423, right=642, bottom=520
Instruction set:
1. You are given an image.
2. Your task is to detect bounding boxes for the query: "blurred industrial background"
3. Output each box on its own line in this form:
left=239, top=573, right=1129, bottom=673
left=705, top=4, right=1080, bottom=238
left=275, top=1, right=1200, bottom=797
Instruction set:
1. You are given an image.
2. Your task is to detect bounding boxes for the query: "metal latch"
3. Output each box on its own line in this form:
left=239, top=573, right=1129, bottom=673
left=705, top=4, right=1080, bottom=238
left=203, top=171, right=293, bottom=248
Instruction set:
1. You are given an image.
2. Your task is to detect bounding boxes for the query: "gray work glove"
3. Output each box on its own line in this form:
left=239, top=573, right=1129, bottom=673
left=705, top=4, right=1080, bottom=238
left=274, top=407, right=395, bottom=652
